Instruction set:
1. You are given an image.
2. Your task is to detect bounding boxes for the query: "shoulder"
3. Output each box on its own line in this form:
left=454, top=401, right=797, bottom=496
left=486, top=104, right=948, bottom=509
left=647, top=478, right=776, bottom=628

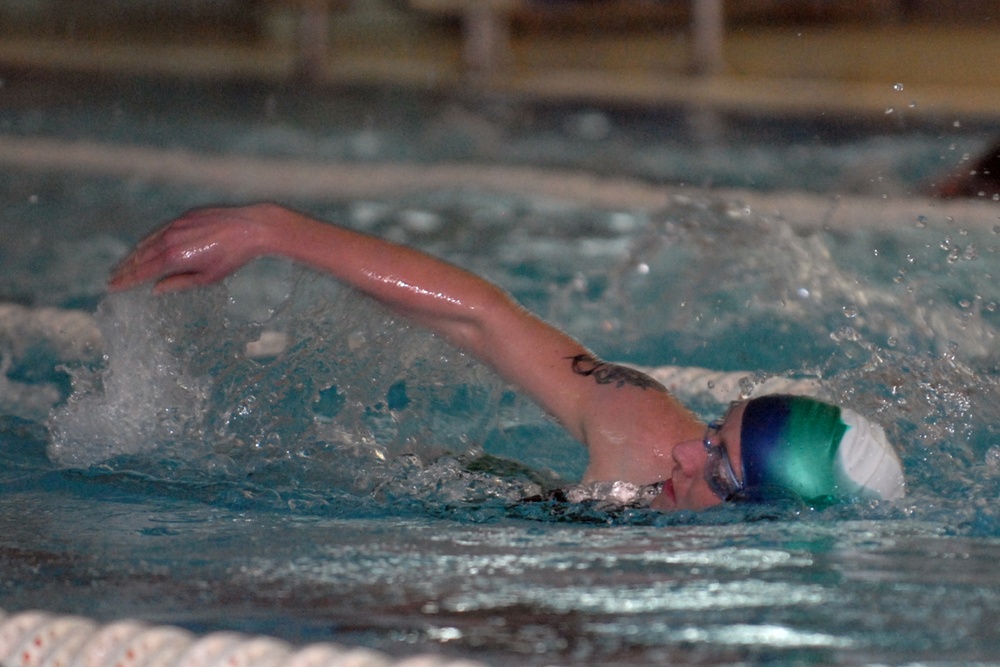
left=569, top=356, right=705, bottom=485
left=567, top=354, right=666, bottom=391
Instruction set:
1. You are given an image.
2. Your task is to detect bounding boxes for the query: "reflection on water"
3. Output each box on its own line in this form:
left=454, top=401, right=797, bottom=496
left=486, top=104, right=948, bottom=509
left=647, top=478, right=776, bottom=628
left=3, top=83, right=1000, bottom=665
left=3, top=483, right=997, bottom=666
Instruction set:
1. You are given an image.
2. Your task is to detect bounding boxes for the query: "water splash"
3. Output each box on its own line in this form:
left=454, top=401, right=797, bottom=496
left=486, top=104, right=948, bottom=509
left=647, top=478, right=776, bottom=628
left=47, top=287, right=220, bottom=467
left=33, top=191, right=1000, bottom=528
left=46, top=269, right=529, bottom=506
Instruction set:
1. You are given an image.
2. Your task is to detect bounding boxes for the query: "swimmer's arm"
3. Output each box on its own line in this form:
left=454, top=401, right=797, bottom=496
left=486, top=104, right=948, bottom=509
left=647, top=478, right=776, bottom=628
left=108, top=204, right=700, bottom=473
left=109, top=205, right=593, bottom=425
left=267, top=208, right=703, bottom=464
left=256, top=206, right=610, bottom=444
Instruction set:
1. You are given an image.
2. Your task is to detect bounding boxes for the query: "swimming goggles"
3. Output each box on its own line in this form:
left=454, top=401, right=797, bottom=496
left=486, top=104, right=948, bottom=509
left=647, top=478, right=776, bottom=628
left=703, top=419, right=745, bottom=501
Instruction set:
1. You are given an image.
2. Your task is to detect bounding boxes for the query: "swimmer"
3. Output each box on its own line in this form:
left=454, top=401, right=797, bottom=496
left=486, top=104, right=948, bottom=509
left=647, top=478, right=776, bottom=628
left=108, top=203, right=906, bottom=511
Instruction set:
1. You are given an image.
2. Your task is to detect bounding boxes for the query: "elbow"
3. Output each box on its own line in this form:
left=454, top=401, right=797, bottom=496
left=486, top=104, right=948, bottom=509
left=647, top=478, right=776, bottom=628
left=439, top=286, right=519, bottom=360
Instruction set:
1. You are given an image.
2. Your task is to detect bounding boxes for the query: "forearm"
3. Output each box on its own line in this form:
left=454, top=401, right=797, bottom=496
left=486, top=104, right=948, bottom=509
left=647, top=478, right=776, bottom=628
left=260, top=205, right=509, bottom=346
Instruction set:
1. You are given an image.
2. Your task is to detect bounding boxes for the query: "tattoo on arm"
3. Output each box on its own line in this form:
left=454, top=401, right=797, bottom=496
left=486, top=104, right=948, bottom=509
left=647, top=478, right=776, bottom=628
left=569, top=354, right=665, bottom=391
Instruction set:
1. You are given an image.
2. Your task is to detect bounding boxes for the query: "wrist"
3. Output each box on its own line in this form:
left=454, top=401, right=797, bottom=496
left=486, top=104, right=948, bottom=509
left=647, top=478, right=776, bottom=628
left=245, top=203, right=295, bottom=258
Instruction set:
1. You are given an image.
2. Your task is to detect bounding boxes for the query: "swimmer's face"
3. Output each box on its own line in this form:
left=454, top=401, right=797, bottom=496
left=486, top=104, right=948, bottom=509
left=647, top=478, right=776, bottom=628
left=650, top=402, right=747, bottom=511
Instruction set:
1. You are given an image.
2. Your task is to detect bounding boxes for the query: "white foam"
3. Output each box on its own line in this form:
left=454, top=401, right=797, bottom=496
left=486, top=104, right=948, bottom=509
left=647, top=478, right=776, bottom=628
left=46, top=290, right=213, bottom=467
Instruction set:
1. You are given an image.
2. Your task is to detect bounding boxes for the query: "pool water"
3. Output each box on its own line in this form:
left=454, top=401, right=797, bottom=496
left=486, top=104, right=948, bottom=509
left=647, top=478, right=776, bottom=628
left=3, top=74, right=1000, bottom=666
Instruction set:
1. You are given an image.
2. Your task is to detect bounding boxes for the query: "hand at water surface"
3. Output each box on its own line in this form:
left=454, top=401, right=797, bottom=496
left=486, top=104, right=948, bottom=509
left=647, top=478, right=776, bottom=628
left=108, top=205, right=270, bottom=293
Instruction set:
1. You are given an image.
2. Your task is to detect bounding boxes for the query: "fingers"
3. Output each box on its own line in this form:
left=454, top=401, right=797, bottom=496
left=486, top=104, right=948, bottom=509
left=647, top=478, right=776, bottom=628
left=108, top=220, right=208, bottom=291
left=152, top=272, right=210, bottom=294
left=108, top=237, right=176, bottom=291
left=107, top=251, right=163, bottom=291
left=108, top=208, right=262, bottom=293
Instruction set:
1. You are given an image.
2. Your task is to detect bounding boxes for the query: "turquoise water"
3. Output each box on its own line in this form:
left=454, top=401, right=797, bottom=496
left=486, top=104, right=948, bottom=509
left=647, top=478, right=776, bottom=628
left=3, top=76, right=1000, bottom=665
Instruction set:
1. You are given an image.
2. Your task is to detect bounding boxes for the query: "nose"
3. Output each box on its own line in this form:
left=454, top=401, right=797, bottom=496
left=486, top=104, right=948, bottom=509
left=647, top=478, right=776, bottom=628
left=672, top=439, right=708, bottom=478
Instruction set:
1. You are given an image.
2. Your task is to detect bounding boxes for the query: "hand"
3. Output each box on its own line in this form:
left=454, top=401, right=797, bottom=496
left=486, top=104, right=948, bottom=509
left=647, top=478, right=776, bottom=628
left=108, top=206, right=271, bottom=293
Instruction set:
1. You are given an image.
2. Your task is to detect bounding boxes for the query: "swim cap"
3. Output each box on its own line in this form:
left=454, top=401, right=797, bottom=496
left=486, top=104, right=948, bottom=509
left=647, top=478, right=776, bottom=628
left=739, top=395, right=905, bottom=503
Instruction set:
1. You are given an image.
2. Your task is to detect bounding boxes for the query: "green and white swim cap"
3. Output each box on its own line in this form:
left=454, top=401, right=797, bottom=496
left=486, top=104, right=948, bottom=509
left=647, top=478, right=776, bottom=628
left=739, top=395, right=906, bottom=503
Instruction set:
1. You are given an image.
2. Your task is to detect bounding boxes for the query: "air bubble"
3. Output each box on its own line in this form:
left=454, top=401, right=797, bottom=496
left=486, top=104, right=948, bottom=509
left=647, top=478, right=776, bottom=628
left=842, top=304, right=859, bottom=318
left=830, top=326, right=860, bottom=342
left=893, top=82, right=904, bottom=92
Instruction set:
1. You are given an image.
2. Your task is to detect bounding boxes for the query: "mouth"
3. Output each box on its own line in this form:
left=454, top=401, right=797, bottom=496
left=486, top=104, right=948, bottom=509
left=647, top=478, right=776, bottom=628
left=649, top=478, right=677, bottom=511
left=662, top=478, right=676, bottom=504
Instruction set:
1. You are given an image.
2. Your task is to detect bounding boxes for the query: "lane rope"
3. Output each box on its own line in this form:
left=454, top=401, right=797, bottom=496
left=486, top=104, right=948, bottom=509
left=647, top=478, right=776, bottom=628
left=0, top=608, right=487, bottom=667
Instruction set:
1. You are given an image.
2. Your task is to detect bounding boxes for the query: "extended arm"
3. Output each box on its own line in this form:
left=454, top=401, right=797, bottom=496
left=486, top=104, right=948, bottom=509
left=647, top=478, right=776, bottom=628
left=109, top=204, right=704, bottom=482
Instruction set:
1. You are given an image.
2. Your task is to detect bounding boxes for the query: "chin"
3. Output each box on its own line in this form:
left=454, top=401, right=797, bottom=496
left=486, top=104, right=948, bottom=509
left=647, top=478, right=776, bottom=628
left=649, top=495, right=676, bottom=511
left=648, top=480, right=677, bottom=511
